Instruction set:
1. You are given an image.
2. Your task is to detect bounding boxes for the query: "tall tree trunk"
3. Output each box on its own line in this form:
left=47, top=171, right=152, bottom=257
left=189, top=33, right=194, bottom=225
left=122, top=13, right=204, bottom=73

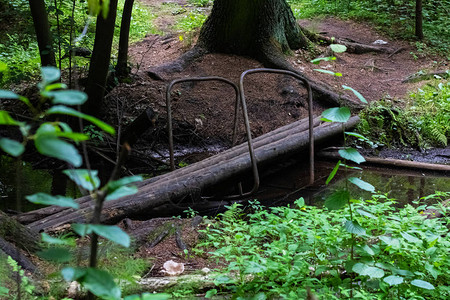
left=28, top=0, right=56, bottom=67
left=415, top=0, right=424, bottom=40
left=197, top=0, right=309, bottom=66
left=116, top=0, right=135, bottom=78
left=83, top=0, right=118, bottom=117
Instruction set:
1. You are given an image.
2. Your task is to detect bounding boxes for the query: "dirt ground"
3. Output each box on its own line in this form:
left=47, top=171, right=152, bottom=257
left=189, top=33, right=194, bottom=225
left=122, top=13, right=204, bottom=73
left=108, top=1, right=446, bottom=163
left=100, top=0, right=449, bottom=283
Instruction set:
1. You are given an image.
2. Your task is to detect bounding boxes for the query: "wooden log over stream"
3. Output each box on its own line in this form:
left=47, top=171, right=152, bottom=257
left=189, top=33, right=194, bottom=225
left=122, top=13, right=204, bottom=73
left=22, top=116, right=360, bottom=232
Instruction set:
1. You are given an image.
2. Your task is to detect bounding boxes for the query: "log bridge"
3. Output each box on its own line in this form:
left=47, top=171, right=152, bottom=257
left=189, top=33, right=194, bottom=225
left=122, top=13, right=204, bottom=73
left=18, top=116, right=359, bottom=232
left=15, top=69, right=360, bottom=232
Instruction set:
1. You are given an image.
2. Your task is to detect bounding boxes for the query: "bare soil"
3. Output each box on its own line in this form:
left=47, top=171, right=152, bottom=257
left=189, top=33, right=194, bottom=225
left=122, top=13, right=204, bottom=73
left=101, top=1, right=449, bottom=285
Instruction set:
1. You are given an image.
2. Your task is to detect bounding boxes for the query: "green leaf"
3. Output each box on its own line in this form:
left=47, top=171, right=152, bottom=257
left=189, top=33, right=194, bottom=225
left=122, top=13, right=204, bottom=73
left=107, top=175, right=143, bottom=190
left=356, top=208, right=376, bottom=219
left=363, top=244, right=375, bottom=256
left=63, top=169, right=100, bottom=191
left=72, top=223, right=92, bottom=237
left=322, top=107, right=351, bottom=123
left=379, top=236, right=400, bottom=249
left=41, top=66, right=60, bottom=84
left=55, top=131, right=89, bottom=142
left=205, top=289, right=218, bottom=298
left=105, top=185, right=138, bottom=201
left=73, top=224, right=130, bottom=247
left=35, top=134, right=82, bottom=167
left=342, top=85, right=367, bottom=103
left=352, top=263, right=384, bottom=278
left=310, top=56, right=336, bottom=64
left=314, top=69, right=342, bottom=77
left=344, top=220, right=366, bottom=236
left=325, top=160, right=341, bottom=185
left=0, top=90, right=19, bottom=99
left=61, top=267, right=86, bottom=281
left=411, top=279, right=435, bottom=290
left=383, top=275, right=404, bottom=286
left=348, top=177, right=375, bottom=192
left=37, top=247, right=72, bottom=262
left=83, top=268, right=121, bottom=300
left=0, top=61, right=7, bottom=72
left=330, top=44, right=347, bottom=53
left=0, top=111, right=21, bottom=126
left=41, top=233, right=75, bottom=246
left=26, top=193, right=79, bottom=209
left=0, top=138, right=24, bottom=157
left=425, top=262, right=440, bottom=279
left=338, top=148, right=366, bottom=164
left=325, top=189, right=349, bottom=210
left=244, top=261, right=267, bottom=274
left=46, top=105, right=115, bottom=135
left=47, top=90, right=88, bottom=105
left=400, top=231, right=421, bottom=243
left=105, top=175, right=143, bottom=201
left=44, top=82, right=67, bottom=91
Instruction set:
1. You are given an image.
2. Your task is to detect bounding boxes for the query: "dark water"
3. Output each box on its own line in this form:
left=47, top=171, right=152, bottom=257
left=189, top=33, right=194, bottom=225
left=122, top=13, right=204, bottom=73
left=1, top=154, right=449, bottom=214
left=0, top=156, right=80, bottom=213
left=252, top=160, right=450, bottom=208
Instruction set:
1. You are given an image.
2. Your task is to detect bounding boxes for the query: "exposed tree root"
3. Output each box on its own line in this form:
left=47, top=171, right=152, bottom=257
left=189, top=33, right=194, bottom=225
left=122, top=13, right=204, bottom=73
left=147, top=46, right=209, bottom=80
left=402, top=70, right=450, bottom=83
left=300, top=26, right=395, bottom=54
left=146, top=43, right=363, bottom=109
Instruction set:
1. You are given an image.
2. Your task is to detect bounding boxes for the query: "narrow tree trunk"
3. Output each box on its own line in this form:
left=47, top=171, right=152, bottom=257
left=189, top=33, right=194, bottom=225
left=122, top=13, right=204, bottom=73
left=28, top=0, right=56, bottom=67
left=116, top=0, right=135, bottom=78
left=415, top=0, right=424, bottom=40
left=83, top=0, right=118, bottom=117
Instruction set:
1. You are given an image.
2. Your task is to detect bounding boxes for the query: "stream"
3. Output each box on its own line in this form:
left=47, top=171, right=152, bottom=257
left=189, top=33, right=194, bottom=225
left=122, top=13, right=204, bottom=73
left=1, top=155, right=449, bottom=214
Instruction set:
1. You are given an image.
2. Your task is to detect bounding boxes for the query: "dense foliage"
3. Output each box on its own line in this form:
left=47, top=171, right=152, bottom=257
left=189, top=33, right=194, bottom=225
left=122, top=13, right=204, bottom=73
left=288, top=0, right=450, bottom=56
left=358, top=79, right=450, bottom=148
left=197, top=195, right=449, bottom=299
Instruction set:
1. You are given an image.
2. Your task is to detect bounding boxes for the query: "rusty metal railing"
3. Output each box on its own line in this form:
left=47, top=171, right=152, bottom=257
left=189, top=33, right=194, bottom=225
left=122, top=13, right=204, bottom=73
left=165, top=68, right=315, bottom=200
left=239, top=68, right=315, bottom=185
left=166, top=77, right=260, bottom=198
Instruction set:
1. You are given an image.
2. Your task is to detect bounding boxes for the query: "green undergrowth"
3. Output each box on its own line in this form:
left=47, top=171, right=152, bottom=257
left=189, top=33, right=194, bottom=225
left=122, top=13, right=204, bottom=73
left=288, top=0, right=450, bottom=57
left=357, top=78, right=450, bottom=149
left=195, top=195, right=450, bottom=299
left=0, top=0, right=157, bottom=86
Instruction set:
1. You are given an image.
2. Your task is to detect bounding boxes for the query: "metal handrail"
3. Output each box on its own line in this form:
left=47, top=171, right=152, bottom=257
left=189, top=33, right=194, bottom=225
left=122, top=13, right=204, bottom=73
left=166, top=77, right=260, bottom=198
left=239, top=68, right=315, bottom=185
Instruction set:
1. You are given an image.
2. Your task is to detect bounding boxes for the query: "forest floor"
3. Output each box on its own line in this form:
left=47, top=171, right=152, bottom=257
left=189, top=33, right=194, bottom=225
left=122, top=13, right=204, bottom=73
left=98, top=0, right=450, bottom=286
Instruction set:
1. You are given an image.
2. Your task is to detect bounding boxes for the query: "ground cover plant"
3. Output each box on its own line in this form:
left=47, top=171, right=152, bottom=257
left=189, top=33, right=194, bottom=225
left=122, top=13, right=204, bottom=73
left=357, top=78, right=450, bottom=149
left=287, top=0, right=450, bottom=57
left=197, top=194, right=450, bottom=299
left=0, top=0, right=156, bottom=86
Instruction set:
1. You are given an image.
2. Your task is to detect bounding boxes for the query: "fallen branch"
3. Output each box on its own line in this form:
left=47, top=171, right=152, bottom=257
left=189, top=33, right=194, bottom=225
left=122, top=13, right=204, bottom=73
left=318, top=149, right=450, bottom=173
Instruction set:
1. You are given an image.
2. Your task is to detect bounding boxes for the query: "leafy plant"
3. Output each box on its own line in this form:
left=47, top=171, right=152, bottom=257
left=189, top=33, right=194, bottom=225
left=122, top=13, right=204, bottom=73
left=0, top=66, right=145, bottom=299
left=197, top=194, right=449, bottom=298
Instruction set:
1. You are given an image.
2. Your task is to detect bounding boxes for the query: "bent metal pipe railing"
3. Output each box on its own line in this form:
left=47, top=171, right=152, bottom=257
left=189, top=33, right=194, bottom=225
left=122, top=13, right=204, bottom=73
left=166, top=77, right=260, bottom=198
left=239, top=68, right=315, bottom=185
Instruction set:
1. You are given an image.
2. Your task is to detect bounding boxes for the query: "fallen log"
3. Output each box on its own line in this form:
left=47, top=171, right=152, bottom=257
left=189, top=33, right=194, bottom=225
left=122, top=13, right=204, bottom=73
left=318, top=149, right=450, bottom=173
left=27, top=116, right=360, bottom=232
left=16, top=116, right=320, bottom=225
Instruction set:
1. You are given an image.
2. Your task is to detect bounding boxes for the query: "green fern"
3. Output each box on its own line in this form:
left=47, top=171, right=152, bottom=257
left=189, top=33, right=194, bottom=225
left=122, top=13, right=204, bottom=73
left=428, top=127, right=448, bottom=146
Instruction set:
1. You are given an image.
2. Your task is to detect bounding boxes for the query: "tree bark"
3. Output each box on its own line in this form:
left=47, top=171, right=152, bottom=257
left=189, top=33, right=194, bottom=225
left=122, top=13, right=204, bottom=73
left=415, top=0, right=424, bottom=40
left=116, top=0, right=135, bottom=78
left=83, top=0, right=118, bottom=117
left=197, top=0, right=309, bottom=64
left=28, top=0, right=56, bottom=67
